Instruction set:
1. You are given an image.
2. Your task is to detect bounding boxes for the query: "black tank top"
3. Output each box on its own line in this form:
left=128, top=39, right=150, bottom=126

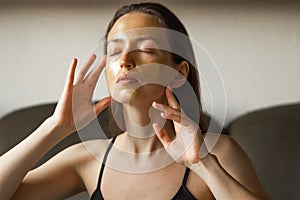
left=90, top=137, right=197, bottom=200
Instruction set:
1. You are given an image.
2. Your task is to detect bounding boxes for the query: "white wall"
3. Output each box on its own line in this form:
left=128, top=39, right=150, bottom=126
left=1, top=1, right=299, bottom=128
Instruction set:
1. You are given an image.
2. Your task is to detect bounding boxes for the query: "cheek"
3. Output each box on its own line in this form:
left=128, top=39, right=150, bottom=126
left=106, top=60, right=120, bottom=77
left=105, top=67, right=117, bottom=92
left=138, top=64, right=177, bottom=87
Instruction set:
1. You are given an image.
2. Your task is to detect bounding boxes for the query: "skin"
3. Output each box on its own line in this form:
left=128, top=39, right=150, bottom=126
left=0, top=12, right=271, bottom=200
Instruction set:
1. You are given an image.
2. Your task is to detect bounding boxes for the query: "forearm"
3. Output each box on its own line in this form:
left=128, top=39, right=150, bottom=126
left=0, top=117, right=69, bottom=199
left=190, top=154, right=263, bottom=200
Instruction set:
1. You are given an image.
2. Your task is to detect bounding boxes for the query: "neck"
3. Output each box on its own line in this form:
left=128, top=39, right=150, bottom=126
left=117, top=99, right=175, bottom=154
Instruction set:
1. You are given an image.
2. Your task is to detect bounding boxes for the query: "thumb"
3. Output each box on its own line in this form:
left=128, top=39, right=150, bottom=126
left=94, top=96, right=112, bottom=116
left=152, top=123, right=172, bottom=149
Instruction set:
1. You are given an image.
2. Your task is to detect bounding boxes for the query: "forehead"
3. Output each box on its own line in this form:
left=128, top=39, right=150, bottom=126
left=108, top=12, right=165, bottom=40
left=108, top=12, right=170, bottom=48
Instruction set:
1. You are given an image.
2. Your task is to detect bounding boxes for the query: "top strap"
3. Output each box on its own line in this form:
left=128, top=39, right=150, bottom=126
left=182, top=167, right=191, bottom=186
left=97, top=137, right=116, bottom=189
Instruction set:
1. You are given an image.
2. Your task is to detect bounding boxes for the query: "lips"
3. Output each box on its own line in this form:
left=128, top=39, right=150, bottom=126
left=116, top=73, right=138, bottom=84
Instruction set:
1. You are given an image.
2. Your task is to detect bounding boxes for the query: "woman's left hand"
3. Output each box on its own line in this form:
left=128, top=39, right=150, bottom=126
left=152, top=88, right=207, bottom=167
left=153, top=88, right=271, bottom=200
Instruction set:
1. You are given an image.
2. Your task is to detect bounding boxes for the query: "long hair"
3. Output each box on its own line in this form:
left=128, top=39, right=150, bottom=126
left=99, top=2, right=208, bottom=138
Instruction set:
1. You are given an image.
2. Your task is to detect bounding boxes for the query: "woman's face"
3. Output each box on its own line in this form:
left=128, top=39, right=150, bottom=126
left=106, top=12, right=180, bottom=105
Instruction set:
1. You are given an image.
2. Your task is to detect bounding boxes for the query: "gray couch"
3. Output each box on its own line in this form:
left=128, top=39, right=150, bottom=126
left=226, top=103, right=300, bottom=200
left=0, top=103, right=299, bottom=199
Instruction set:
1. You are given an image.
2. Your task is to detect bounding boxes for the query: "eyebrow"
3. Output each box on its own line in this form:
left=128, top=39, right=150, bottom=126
left=135, top=36, right=159, bottom=44
left=107, top=36, right=159, bottom=46
left=107, top=38, right=124, bottom=46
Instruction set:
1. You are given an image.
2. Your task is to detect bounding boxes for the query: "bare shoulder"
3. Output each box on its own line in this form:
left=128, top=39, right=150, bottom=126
left=13, top=138, right=113, bottom=200
left=204, top=133, right=254, bottom=179
left=57, top=138, right=114, bottom=194
left=206, top=134, right=241, bottom=158
left=35, top=137, right=113, bottom=185
left=62, top=138, right=113, bottom=169
left=28, top=138, right=113, bottom=177
left=64, top=138, right=114, bottom=193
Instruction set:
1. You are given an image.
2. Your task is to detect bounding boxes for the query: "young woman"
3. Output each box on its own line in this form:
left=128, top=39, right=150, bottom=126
left=0, top=3, right=271, bottom=200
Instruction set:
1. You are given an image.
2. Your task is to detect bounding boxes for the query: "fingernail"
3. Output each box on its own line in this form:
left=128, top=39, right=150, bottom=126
left=152, top=101, right=158, bottom=107
left=72, top=58, right=78, bottom=64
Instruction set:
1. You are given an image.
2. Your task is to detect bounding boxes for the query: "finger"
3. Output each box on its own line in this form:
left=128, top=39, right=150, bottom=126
left=74, top=54, right=96, bottom=84
left=152, top=101, right=181, bottom=122
left=152, top=123, right=172, bottom=148
left=160, top=112, right=181, bottom=123
left=166, top=87, right=180, bottom=109
left=64, top=58, right=77, bottom=91
left=94, top=96, right=112, bottom=115
left=152, top=101, right=179, bottom=114
left=159, top=109, right=194, bottom=129
left=85, top=55, right=107, bottom=85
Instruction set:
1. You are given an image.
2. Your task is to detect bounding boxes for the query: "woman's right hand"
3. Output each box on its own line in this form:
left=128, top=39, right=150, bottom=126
left=0, top=54, right=111, bottom=200
left=51, top=54, right=111, bottom=135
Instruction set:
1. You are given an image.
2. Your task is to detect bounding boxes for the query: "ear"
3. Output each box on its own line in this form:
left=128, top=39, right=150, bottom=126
left=169, top=61, right=189, bottom=88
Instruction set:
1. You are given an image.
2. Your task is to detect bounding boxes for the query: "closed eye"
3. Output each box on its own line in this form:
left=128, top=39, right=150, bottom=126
left=109, top=50, right=122, bottom=56
left=107, top=41, right=124, bottom=57
left=138, top=48, right=155, bottom=53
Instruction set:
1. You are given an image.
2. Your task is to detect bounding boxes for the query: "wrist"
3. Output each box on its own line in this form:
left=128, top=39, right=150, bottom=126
left=189, top=153, right=220, bottom=181
left=45, top=116, right=74, bottom=138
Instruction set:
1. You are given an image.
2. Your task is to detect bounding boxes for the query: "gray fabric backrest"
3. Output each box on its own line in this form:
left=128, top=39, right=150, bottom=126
left=0, top=103, right=82, bottom=166
left=227, top=103, right=300, bottom=200
left=0, top=103, right=89, bottom=199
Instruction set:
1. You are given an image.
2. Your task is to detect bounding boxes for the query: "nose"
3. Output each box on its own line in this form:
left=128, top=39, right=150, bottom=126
left=120, top=51, right=135, bottom=70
